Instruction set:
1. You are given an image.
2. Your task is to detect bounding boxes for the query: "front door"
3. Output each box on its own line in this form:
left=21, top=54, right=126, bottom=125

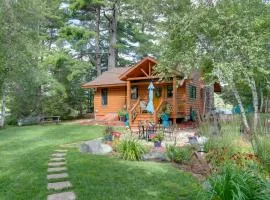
left=153, top=87, right=162, bottom=109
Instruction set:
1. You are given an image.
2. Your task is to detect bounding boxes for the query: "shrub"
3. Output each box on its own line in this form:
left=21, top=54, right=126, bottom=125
left=166, top=145, right=194, bottom=164
left=201, top=164, right=270, bottom=200
left=118, top=136, right=145, bottom=161
left=252, top=135, right=270, bottom=172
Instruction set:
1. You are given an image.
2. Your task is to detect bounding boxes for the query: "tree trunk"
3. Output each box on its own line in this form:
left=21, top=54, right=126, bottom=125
left=95, top=7, right=101, bottom=76
left=0, top=85, right=7, bottom=128
left=246, top=76, right=259, bottom=132
left=107, top=4, right=117, bottom=69
left=265, top=98, right=269, bottom=113
left=231, top=83, right=250, bottom=134
left=260, top=89, right=264, bottom=113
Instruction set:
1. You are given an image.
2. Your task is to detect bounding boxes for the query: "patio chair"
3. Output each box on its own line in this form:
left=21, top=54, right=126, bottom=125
left=140, top=101, right=147, bottom=113
left=138, top=120, right=145, bottom=139
left=146, top=122, right=157, bottom=141
left=163, top=125, right=174, bottom=141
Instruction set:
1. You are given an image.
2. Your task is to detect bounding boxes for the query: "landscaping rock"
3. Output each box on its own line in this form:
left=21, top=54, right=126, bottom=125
left=47, top=173, right=68, bottom=180
left=79, top=140, right=112, bottom=155
left=47, top=192, right=76, bottom=200
left=48, top=162, right=66, bottom=167
left=142, top=152, right=169, bottom=161
left=47, top=167, right=67, bottom=173
left=47, top=181, right=72, bottom=190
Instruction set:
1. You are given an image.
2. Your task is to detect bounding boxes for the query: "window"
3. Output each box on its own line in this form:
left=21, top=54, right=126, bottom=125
left=101, top=88, right=108, bottom=105
left=167, top=85, right=173, bottom=98
left=131, top=86, right=138, bottom=99
left=155, top=87, right=162, bottom=98
left=189, top=85, right=196, bottom=99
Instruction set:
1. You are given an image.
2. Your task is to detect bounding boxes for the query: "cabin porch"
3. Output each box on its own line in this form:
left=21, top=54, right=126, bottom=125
left=126, top=77, right=187, bottom=128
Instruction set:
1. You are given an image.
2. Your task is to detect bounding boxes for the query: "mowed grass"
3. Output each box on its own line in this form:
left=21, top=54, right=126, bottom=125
left=67, top=151, right=201, bottom=200
left=0, top=124, right=104, bottom=200
left=0, top=124, right=202, bottom=200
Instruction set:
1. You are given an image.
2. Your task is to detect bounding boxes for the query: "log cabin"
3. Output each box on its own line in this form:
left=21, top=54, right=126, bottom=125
left=82, top=57, right=220, bottom=127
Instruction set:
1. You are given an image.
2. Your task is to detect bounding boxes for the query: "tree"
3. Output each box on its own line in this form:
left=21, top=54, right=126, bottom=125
left=156, top=0, right=270, bottom=133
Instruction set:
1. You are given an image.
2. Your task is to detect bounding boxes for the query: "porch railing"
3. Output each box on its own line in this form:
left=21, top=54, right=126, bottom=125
left=154, top=98, right=166, bottom=124
left=129, top=97, right=141, bottom=123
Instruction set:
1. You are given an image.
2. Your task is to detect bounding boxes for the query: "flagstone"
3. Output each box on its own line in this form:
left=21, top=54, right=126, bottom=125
left=54, top=150, right=68, bottom=153
left=48, top=162, right=66, bottom=167
left=51, top=153, right=66, bottom=157
left=47, top=192, right=76, bottom=200
left=50, top=157, right=65, bottom=162
left=47, top=167, right=67, bottom=173
left=47, top=173, right=68, bottom=180
left=47, top=181, right=72, bottom=190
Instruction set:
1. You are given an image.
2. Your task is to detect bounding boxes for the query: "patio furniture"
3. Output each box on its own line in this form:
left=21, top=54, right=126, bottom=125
left=138, top=120, right=145, bottom=139
left=146, top=121, right=157, bottom=141
left=163, top=125, right=174, bottom=141
left=140, top=100, right=148, bottom=113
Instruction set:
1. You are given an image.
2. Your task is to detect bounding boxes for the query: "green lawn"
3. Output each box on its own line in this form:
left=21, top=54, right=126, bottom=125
left=0, top=124, right=201, bottom=200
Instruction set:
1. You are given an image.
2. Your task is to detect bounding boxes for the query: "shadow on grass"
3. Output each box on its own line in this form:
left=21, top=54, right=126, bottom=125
left=67, top=150, right=202, bottom=200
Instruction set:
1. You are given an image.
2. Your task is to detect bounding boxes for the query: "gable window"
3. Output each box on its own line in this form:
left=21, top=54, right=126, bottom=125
left=131, top=86, right=138, bottom=99
left=101, top=88, right=108, bottom=105
left=167, top=85, right=173, bottom=98
left=189, top=85, right=196, bottom=99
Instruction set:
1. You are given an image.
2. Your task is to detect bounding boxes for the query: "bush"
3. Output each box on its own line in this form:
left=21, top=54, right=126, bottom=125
left=166, top=145, right=194, bottom=164
left=201, top=164, right=270, bottom=200
left=252, top=135, right=270, bottom=172
left=118, top=136, right=145, bottom=161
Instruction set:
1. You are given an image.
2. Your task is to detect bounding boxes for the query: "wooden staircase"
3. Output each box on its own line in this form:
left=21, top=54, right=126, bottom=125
left=130, top=113, right=154, bottom=129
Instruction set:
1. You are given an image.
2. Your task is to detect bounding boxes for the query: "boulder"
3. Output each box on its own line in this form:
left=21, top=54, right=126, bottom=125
left=80, top=140, right=112, bottom=155
left=142, top=152, right=169, bottom=162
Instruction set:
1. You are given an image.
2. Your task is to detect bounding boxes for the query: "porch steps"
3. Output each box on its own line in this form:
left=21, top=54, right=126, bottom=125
left=130, top=113, right=154, bottom=129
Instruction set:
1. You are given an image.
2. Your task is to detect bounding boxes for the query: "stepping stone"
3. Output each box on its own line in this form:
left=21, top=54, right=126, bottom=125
left=54, top=150, right=68, bottom=153
left=47, top=173, right=68, bottom=180
left=47, top=191, right=76, bottom=200
left=50, top=157, right=65, bottom=162
left=52, top=153, right=66, bottom=157
left=48, top=162, right=66, bottom=167
left=48, top=167, right=67, bottom=173
left=47, top=181, right=72, bottom=190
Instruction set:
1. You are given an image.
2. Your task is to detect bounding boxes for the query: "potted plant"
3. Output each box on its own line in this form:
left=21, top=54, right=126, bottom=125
left=103, top=126, right=114, bottom=142
left=152, top=132, right=164, bottom=148
left=158, top=104, right=172, bottom=128
left=118, top=108, right=127, bottom=122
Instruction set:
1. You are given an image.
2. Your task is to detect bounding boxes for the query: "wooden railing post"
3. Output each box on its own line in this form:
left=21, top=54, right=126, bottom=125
left=127, top=80, right=131, bottom=126
left=173, top=76, right=177, bottom=124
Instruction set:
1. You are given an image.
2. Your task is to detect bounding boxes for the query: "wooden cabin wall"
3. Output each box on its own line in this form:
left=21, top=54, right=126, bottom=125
left=185, top=78, right=204, bottom=118
left=94, top=86, right=126, bottom=120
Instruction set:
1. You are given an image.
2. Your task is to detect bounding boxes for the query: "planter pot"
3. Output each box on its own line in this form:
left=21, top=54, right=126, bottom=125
left=119, top=116, right=125, bottom=122
left=154, top=141, right=162, bottom=148
left=161, top=113, right=170, bottom=128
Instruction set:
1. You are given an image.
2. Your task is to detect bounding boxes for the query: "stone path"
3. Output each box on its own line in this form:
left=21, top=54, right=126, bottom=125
left=47, top=149, right=76, bottom=200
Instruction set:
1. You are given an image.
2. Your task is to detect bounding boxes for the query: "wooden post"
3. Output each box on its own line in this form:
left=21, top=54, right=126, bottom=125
left=127, top=80, right=131, bottom=126
left=173, top=76, right=177, bottom=125
left=127, top=80, right=131, bottom=110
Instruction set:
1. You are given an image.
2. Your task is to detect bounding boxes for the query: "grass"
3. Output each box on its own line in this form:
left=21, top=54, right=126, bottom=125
left=67, top=150, right=201, bottom=200
left=0, top=124, right=104, bottom=200
left=0, top=124, right=202, bottom=200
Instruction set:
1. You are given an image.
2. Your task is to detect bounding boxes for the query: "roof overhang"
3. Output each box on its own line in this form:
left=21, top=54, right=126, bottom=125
left=81, top=83, right=126, bottom=88
left=119, top=57, right=158, bottom=81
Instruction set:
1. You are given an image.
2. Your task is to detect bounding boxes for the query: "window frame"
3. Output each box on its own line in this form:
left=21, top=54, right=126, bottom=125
left=131, top=86, right=138, bottom=99
left=167, top=85, right=173, bottom=98
left=189, top=85, right=197, bottom=99
left=101, top=88, right=108, bottom=106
